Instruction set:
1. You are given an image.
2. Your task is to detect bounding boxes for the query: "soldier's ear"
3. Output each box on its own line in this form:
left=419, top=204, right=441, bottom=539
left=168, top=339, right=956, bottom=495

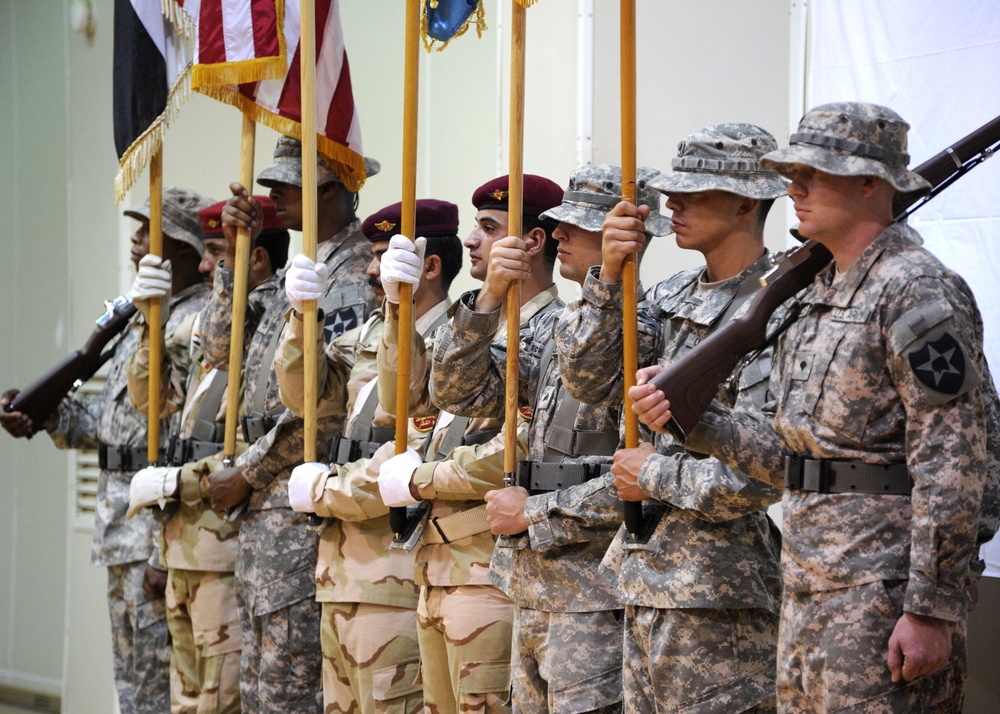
left=423, top=253, right=442, bottom=281
left=249, top=245, right=269, bottom=273
left=523, top=226, right=547, bottom=257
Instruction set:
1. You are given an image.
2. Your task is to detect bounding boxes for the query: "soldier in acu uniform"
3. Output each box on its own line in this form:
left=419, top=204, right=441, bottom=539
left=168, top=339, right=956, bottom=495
left=555, top=126, right=787, bottom=713
left=634, top=103, right=996, bottom=712
left=376, top=174, right=565, bottom=714
left=2, top=187, right=214, bottom=714
left=276, top=198, right=464, bottom=713
left=200, top=136, right=378, bottom=712
left=125, top=196, right=289, bottom=713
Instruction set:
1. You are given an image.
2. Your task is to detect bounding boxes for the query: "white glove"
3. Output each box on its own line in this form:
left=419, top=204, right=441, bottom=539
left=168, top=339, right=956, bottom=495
left=285, top=253, right=329, bottom=313
left=288, top=462, right=328, bottom=513
left=130, top=254, right=172, bottom=326
left=127, top=466, right=180, bottom=518
left=381, top=235, right=427, bottom=304
left=377, top=449, right=422, bottom=507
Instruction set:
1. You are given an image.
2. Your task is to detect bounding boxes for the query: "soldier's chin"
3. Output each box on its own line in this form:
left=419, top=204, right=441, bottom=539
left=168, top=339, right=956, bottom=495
left=374, top=288, right=385, bottom=302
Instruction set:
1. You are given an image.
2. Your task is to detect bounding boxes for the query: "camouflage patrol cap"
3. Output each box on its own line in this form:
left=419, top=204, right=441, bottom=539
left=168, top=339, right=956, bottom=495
left=540, top=164, right=672, bottom=236
left=257, top=135, right=381, bottom=189
left=362, top=199, right=461, bottom=242
left=760, top=102, right=931, bottom=194
left=650, top=123, right=788, bottom=200
left=124, top=187, right=216, bottom=255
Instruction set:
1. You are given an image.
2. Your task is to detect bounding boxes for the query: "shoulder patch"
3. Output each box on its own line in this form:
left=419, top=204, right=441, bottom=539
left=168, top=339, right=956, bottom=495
left=519, top=405, right=534, bottom=420
left=325, top=307, right=359, bottom=341
left=413, top=415, right=437, bottom=433
left=907, top=332, right=966, bottom=395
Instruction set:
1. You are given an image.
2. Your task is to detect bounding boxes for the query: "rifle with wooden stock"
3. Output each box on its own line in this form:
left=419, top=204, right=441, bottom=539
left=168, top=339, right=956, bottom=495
left=5, top=293, right=138, bottom=428
left=649, top=113, right=1000, bottom=444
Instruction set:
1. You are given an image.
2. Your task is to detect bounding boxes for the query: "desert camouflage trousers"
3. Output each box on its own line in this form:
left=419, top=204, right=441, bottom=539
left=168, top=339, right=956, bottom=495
left=417, top=584, right=514, bottom=714
left=511, top=607, right=624, bottom=714
left=778, top=581, right=967, bottom=713
left=623, top=605, right=777, bottom=714
left=166, top=568, right=242, bottom=713
left=320, top=601, right=422, bottom=713
left=106, top=561, right=171, bottom=714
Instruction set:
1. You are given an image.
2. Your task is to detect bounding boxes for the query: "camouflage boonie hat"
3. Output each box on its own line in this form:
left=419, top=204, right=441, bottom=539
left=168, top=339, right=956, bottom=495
left=760, top=102, right=931, bottom=195
left=650, top=123, right=788, bottom=200
left=124, top=187, right=215, bottom=255
left=540, top=164, right=672, bottom=236
left=257, top=135, right=381, bottom=189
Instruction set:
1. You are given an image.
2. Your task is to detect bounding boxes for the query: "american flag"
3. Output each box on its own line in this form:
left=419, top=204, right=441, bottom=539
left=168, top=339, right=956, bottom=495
left=186, top=0, right=367, bottom=191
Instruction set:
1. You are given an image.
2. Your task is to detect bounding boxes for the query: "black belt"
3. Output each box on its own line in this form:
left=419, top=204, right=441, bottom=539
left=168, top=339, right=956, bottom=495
left=330, top=428, right=394, bottom=464
left=98, top=443, right=166, bottom=472
left=784, top=455, right=911, bottom=495
left=172, top=438, right=225, bottom=465
left=241, top=414, right=277, bottom=445
left=517, top=460, right=611, bottom=494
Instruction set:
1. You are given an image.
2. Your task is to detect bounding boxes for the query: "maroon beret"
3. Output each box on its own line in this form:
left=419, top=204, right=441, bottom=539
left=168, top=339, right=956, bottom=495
left=471, top=174, right=563, bottom=216
left=362, top=199, right=460, bottom=242
left=199, top=195, right=283, bottom=238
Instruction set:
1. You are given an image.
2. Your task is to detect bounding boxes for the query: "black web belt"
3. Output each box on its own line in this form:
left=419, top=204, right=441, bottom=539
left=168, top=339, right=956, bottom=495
left=170, top=438, right=225, bottom=465
left=784, top=455, right=911, bottom=495
left=98, top=442, right=166, bottom=471
left=330, top=427, right=395, bottom=464
left=517, top=460, right=611, bottom=494
left=241, top=413, right=277, bottom=445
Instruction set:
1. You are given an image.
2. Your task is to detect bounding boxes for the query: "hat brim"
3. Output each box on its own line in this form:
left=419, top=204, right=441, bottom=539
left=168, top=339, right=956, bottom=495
left=760, top=145, right=931, bottom=195
left=123, top=203, right=202, bottom=252
left=649, top=168, right=789, bottom=200
left=257, top=156, right=380, bottom=190
left=541, top=201, right=673, bottom=237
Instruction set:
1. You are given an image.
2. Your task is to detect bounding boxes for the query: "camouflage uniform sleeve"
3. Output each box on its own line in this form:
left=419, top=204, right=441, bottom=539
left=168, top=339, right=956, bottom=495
left=429, top=291, right=506, bottom=418
left=198, top=266, right=236, bottom=369
left=684, top=399, right=788, bottom=490
left=411, top=419, right=529, bottom=501
left=234, top=407, right=341, bottom=490
left=44, top=391, right=101, bottom=451
left=523, top=473, right=623, bottom=553
left=126, top=312, right=197, bottom=419
left=638, top=446, right=782, bottom=523
left=555, top=267, right=658, bottom=405
left=885, top=276, right=987, bottom=620
left=274, top=309, right=351, bottom=419
left=377, top=304, right=434, bottom=417
left=973, top=362, right=1000, bottom=579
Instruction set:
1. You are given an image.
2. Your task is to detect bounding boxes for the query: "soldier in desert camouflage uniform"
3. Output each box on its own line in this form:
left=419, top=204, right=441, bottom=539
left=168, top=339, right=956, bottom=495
left=200, top=136, right=378, bottom=712
left=634, top=102, right=993, bottom=712
left=277, top=199, right=464, bottom=713
left=554, top=127, right=787, bottom=713
left=1, top=187, right=213, bottom=714
left=429, top=165, right=669, bottom=713
left=376, top=174, right=564, bottom=714
left=125, top=196, right=289, bottom=713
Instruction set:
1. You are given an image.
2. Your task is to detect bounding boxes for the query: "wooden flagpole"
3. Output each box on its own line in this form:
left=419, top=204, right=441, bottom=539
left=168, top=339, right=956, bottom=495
left=300, top=0, right=319, bottom=462
left=222, top=115, right=256, bottom=464
left=147, top=149, right=164, bottom=465
left=503, top=0, right=526, bottom=488
left=389, top=0, right=421, bottom=538
left=619, top=0, right=644, bottom=539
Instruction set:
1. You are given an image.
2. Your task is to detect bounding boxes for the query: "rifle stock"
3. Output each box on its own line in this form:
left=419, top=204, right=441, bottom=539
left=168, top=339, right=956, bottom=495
left=7, top=295, right=137, bottom=427
left=648, top=113, right=999, bottom=443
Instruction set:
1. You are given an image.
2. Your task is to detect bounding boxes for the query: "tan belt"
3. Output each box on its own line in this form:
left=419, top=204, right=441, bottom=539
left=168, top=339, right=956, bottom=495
left=420, top=505, right=492, bottom=545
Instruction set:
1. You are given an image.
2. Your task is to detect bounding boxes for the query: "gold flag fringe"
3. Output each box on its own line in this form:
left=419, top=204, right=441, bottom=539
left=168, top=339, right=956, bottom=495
left=421, top=0, right=487, bottom=53
left=514, top=0, right=539, bottom=6
left=161, top=0, right=196, bottom=46
left=114, top=63, right=194, bottom=204
left=195, top=83, right=368, bottom=192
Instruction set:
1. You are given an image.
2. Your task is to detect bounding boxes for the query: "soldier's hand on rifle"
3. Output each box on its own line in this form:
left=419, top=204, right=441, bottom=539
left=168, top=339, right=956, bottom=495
left=142, top=565, right=167, bottom=601
left=630, top=365, right=674, bottom=434
left=484, top=486, right=529, bottom=535
left=381, top=235, right=427, bottom=304
left=288, top=462, right=328, bottom=513
left=285, top=254, right=329, bottom=314
left=611, top=442, right=655, bottom=502
left=378, top=450, right=423, bottom=506
left=600, top=201, right=650, bottom=284
left=207, top=466, right=253, bottom=514
left=127, top=466, right=180, bottom=518
left=475, top=235, right=531, bottom=313
left=130, top=254, right=172, bottom=327
left=1, top=389, right=34, bottom=439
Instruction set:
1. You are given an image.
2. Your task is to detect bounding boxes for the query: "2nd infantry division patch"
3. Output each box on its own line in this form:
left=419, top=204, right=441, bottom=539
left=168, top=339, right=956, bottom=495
left=325, top=308, right=359, bottom=341
left=908, top=332, right=965, bottom=394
